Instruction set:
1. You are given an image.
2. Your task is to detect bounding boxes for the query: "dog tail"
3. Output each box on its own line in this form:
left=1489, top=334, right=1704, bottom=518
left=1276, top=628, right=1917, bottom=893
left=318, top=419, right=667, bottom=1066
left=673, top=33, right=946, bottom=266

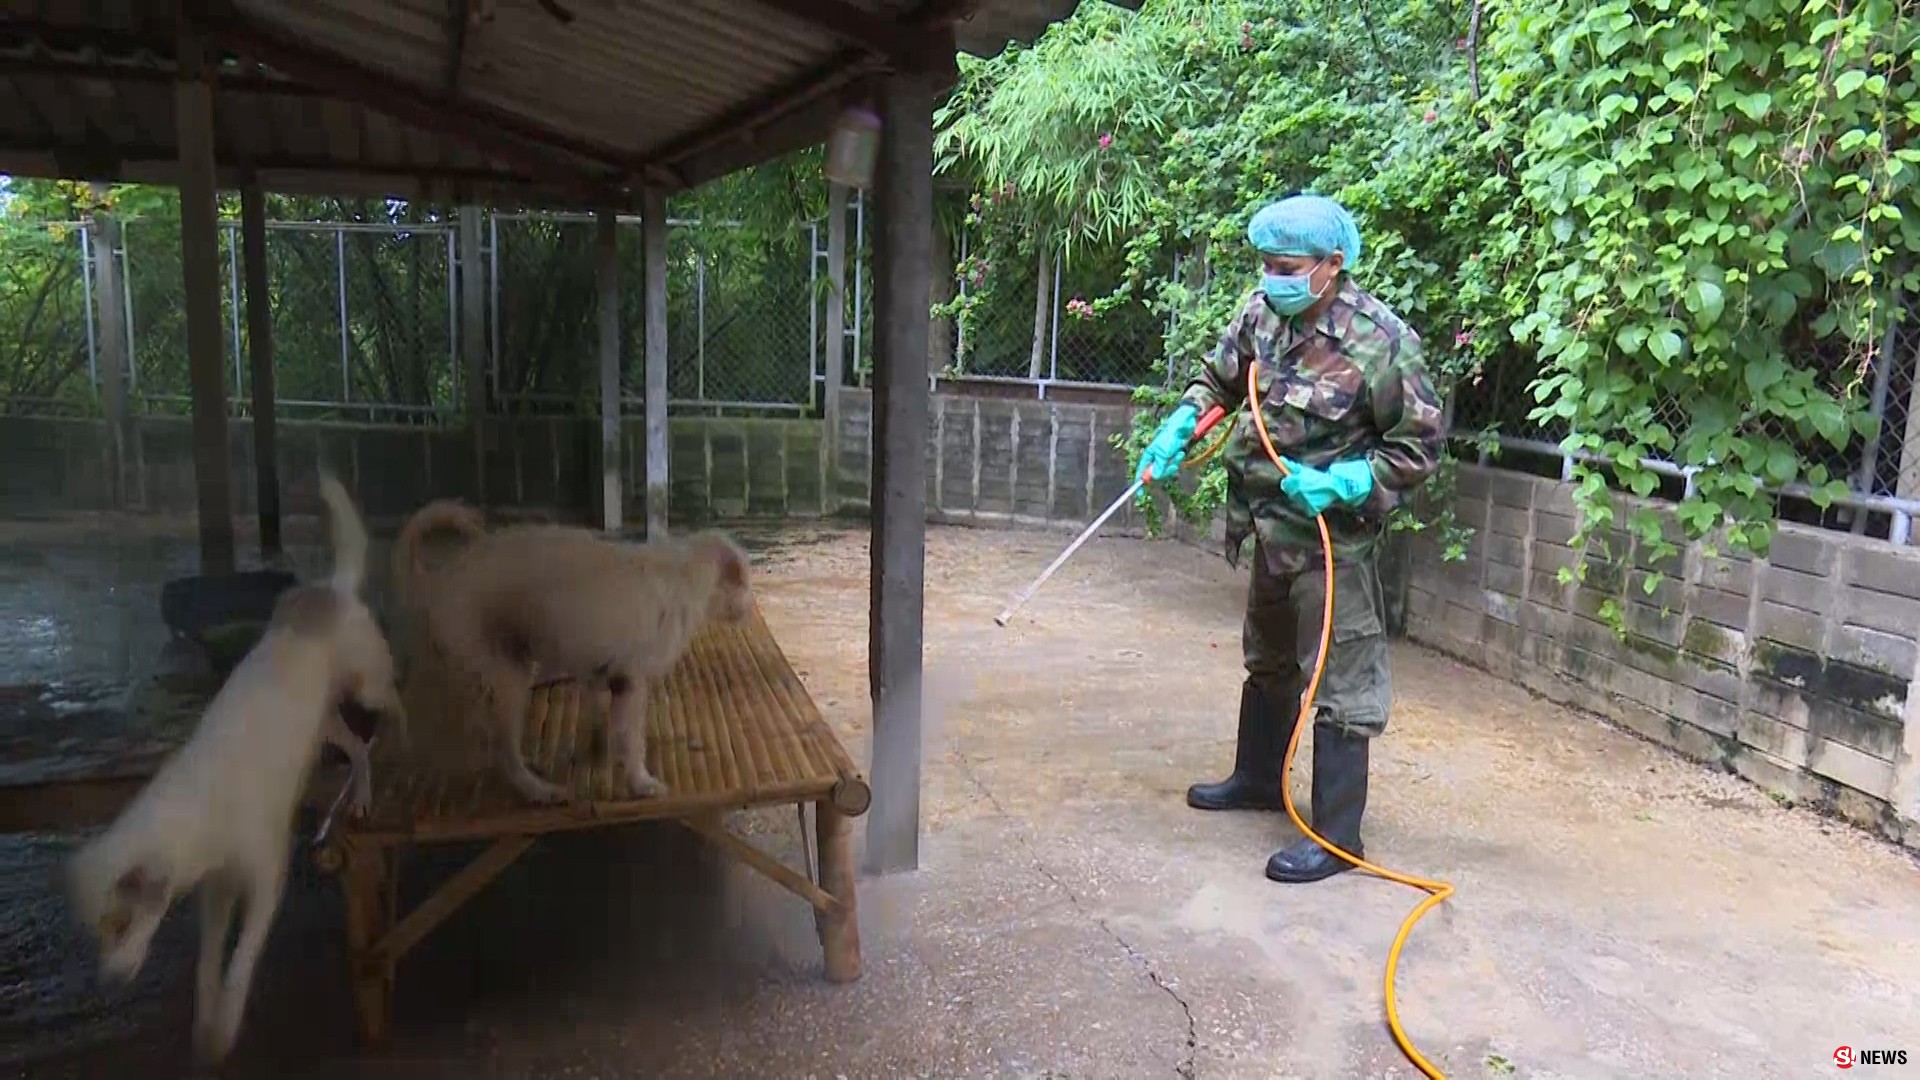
left=391, top=499, right=486, bottom=607
left=318, top=470, right=371, bottom=598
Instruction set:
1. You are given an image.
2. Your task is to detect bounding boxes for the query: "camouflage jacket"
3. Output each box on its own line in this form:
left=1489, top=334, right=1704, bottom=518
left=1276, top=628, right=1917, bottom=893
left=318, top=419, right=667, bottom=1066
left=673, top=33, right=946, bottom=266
left=1180, top=278, right=1444, bottom=575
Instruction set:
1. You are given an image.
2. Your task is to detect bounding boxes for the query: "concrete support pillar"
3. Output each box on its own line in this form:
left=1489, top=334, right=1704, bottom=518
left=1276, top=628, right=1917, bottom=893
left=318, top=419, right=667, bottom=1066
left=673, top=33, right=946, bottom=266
left=176, top=17, right=234, bottom=574
left=864, top=69, right=935, bottom=876
left=643, top=188, right=670, bottom=538
left=240, top=181, right=280, bottom=556
left=596, top=208, right=622, bottom=532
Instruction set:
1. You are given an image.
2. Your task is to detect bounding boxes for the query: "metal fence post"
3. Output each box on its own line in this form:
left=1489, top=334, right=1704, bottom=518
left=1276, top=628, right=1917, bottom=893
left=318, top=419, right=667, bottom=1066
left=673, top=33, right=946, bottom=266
left=696, top=236, right=707, bottom=402
left=335, top=225, right=350, bottom=406
left=122, top=226, right=137, bottom=393
left=808, top=221, right=820, bottom=411
left=79, top=225, right=97, bottom=388
left=955, top=228, right=968, bottom=369
left=488, top=212, right=501, bottom=392
left=1048, top=247, right=1061, bottom=382
left=852, top=189, right=865, bottom=385
left=444, top=228, right=458, bottom=410
left=1853, top=291, right=1903, bottom=533
left=227, top=223, right=243, bottom=396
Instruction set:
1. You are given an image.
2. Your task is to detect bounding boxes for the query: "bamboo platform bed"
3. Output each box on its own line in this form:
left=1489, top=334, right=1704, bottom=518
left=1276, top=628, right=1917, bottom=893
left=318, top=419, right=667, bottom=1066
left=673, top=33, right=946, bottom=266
left=310, top=602, right=871, bottom=1045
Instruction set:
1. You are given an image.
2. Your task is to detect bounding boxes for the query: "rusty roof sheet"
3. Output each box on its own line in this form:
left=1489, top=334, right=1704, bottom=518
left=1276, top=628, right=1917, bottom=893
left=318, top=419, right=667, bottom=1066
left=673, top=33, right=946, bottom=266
left=0, top=0, right=1110, bottom=208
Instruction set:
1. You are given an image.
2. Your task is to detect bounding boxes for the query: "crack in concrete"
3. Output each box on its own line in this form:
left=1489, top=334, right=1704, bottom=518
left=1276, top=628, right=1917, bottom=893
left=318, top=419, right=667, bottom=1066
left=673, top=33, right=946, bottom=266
left=947, top=749, right=1200, bottom=1080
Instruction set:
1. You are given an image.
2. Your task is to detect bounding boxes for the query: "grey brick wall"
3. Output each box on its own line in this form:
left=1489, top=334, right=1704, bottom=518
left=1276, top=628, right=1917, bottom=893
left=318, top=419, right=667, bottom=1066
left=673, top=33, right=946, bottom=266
left=831, top=389, right=1151, bottom=535
left=1406, top=464, right=1920, bottom=850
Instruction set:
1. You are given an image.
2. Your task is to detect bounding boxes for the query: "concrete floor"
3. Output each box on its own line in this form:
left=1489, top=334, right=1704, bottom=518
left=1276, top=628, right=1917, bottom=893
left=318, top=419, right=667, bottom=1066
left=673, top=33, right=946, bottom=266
left=3, top=519, right=1918, bottom=1079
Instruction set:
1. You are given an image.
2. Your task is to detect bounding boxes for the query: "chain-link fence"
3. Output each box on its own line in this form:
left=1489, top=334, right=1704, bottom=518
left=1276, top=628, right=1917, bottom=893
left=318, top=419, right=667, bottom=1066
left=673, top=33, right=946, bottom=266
left=0, top=219, right=93, bottom=415
left=942, top=227, right=1166, bottom=388
left=2, top=210, right=829, bottom=422
left=1446, top=289, right=1920, bottom=539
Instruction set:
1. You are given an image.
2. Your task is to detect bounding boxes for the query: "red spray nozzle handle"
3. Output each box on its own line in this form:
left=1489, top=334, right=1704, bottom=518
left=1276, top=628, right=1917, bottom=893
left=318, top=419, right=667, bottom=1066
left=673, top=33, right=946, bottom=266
left=1141, top=404, right=1230, bottom=483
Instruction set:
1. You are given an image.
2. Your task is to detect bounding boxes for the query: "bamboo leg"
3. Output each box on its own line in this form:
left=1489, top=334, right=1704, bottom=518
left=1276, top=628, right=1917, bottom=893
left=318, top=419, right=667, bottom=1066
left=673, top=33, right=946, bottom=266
left=340, top=839, right=395, bottom=1045
left=813, top=799, right=861, bottom=983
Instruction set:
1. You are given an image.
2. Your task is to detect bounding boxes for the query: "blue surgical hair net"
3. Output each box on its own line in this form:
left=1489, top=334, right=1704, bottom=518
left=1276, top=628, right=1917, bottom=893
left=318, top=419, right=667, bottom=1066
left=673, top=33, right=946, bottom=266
left=1247, top=194, right=1362, bottom=266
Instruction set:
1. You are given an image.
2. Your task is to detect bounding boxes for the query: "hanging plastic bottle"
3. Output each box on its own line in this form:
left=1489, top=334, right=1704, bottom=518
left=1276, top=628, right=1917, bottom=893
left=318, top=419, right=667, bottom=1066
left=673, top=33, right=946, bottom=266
left=824, top=105, right=882, bottom=189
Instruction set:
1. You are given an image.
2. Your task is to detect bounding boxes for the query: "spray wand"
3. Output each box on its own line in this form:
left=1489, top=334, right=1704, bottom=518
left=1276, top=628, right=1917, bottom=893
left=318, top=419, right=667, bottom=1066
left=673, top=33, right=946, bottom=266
left=994, top=404, right=1230, bottom=626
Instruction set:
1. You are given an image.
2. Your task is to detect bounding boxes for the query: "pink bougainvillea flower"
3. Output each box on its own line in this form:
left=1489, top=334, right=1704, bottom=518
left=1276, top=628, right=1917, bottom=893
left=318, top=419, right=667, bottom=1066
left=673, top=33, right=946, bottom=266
left=1098, top=133, right=1113, bottom=150
left=1424, top=109, right=1438, bottom=123
left=1455, top=330, right=1475, bottom=347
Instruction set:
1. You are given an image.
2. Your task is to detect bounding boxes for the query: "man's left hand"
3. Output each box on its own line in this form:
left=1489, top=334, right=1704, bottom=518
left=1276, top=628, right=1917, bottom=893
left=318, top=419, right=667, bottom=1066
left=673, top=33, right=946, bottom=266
left=1279, top=457, right=1375, bottom=517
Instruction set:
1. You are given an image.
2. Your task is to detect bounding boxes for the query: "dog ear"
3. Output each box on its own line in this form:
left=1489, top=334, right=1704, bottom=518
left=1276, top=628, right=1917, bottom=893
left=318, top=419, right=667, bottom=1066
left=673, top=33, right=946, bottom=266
left=719, top=545, right=746, bottom=587
left=114, top=864, right=169, bottom=907
left=701, top=533, right=747, bottom=586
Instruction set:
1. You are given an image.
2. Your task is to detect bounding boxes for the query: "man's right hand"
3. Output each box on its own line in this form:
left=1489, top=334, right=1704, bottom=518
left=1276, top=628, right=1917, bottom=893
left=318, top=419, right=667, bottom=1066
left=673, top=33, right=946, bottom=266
left=1137, top=402, right=1200, bottom=484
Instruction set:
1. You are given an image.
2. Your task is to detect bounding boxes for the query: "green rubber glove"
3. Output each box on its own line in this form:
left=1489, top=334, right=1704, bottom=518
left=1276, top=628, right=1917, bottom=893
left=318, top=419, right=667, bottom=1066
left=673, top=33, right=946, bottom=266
left=1279, top=457, right=1375, bottom=517
left=1137, top=402, right=1200, bottom=484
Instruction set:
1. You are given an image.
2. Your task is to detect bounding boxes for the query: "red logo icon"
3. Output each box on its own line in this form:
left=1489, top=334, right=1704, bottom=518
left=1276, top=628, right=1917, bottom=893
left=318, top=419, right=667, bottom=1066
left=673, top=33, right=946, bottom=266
left=1835, top=1045, right=1854, bottom=1069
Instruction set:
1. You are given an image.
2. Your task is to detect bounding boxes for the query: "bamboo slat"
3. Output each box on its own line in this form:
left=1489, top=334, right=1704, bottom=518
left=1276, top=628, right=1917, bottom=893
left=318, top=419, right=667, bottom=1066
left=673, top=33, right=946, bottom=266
left=346, top=603, right=868, bottom=845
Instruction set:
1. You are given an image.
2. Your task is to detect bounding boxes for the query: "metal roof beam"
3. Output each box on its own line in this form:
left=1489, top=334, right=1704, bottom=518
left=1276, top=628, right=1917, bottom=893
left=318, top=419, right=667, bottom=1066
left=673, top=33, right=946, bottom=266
left=737, top=0, right=923, bottom=58
left=648, top=21, right=955, bottom=191
left=203, top=11, right=638, bottom=201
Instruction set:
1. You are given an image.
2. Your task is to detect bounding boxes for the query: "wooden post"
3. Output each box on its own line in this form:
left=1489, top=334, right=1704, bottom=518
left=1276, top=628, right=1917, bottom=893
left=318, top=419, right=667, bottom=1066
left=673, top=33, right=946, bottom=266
left=88, top=189, right=131, bottom=508
left=339, top=840, right=394, bottom=1045
left=176, top=18, right=235, bottom=574
left=459, top=206, right=488, bottom=505
left=814, top=799, right=862, bottom=981
left=643, top=188, right=670, bottom=538
left=240, top=181, right=280, bottom=556
left=864, top=70, right=934, bottom=875
left=823, top=182, right=848, bottom=511
left=596, top=208, right=623, bottom=532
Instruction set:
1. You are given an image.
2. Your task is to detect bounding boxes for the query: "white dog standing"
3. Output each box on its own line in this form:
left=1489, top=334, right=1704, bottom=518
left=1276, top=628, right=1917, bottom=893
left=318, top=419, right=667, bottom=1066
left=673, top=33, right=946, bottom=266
left=58, top=472, right=404, bottom=1066
left=391, top=506, right=752, bottom=806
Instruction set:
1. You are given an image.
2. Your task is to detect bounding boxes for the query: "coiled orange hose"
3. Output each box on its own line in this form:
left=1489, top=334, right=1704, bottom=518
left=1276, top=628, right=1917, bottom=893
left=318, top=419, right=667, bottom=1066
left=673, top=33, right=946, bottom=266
left=1245, top=369, right=1454, bottom=1080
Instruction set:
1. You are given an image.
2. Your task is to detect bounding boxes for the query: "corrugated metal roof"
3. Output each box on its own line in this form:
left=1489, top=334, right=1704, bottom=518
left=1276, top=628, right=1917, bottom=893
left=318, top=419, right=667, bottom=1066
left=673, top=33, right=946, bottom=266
left=0, top=0, right=1108, bottom=207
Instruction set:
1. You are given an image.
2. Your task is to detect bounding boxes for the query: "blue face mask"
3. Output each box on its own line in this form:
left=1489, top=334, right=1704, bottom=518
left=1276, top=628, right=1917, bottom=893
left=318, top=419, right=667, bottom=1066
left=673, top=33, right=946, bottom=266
left=1260, top=261, right=1328, bottom=316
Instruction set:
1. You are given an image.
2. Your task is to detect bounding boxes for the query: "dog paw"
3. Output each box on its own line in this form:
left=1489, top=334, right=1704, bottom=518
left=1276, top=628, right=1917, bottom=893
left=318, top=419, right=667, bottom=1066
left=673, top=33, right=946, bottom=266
left=192, top=1015, right=237, bottom=1068
left=516, top=778, right=571, bottom=805
left=625, top=769, right=669, bottom=799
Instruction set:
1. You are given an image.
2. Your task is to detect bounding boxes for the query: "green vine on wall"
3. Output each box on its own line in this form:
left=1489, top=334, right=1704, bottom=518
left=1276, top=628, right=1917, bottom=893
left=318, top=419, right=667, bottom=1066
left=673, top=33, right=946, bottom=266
left=1487, top=0, right=1918, bottom=603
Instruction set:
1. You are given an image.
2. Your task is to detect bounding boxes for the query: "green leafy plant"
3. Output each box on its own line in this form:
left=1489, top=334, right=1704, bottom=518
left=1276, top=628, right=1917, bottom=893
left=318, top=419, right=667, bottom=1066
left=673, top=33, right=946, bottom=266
left=940, top=0, right=1492, bottom=558
left=1483, top=0, right=1917, bottom=610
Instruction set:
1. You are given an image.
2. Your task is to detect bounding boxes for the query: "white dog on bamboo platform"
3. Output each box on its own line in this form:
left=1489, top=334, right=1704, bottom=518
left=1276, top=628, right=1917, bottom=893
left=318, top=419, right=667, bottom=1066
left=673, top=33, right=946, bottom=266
left=57, top=472, right=404, bottom=1066
left=391, top=503, right=753, bottom=806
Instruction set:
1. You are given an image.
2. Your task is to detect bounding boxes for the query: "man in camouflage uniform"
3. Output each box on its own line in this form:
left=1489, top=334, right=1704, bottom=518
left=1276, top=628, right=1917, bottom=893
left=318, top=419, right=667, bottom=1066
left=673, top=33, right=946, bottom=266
left=1137, top=194, right=1444, bottom=883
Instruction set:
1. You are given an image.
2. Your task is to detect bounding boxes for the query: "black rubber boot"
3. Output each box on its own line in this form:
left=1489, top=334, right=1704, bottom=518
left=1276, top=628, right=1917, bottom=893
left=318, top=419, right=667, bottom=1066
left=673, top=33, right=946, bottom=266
left=1186, top=681, right=1294, bottom=811
left=1266, top=725, right=1370, bottom=883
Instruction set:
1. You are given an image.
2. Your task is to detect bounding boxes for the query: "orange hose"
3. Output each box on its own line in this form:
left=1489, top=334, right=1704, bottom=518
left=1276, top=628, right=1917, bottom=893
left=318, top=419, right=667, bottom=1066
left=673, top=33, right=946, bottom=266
left=1246, top=371, right=1454, bottom=1080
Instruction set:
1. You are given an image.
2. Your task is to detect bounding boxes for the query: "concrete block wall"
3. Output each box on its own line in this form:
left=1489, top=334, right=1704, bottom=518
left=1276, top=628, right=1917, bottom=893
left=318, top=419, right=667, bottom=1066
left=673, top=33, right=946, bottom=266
left=832, top=388, right=1150, bottom=534
left=1406, top=464, right=1920, bottom=850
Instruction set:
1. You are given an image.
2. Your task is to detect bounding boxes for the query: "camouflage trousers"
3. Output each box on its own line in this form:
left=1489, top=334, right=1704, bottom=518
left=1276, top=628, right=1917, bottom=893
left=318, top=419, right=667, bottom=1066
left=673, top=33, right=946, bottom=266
left=1243, top=541, right=1393, bottom=739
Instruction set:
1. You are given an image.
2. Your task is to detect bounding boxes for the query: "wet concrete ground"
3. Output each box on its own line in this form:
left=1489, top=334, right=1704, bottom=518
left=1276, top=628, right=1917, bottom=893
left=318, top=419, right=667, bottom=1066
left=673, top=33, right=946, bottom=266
left=3, top=518, right=1919, bottom=1078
